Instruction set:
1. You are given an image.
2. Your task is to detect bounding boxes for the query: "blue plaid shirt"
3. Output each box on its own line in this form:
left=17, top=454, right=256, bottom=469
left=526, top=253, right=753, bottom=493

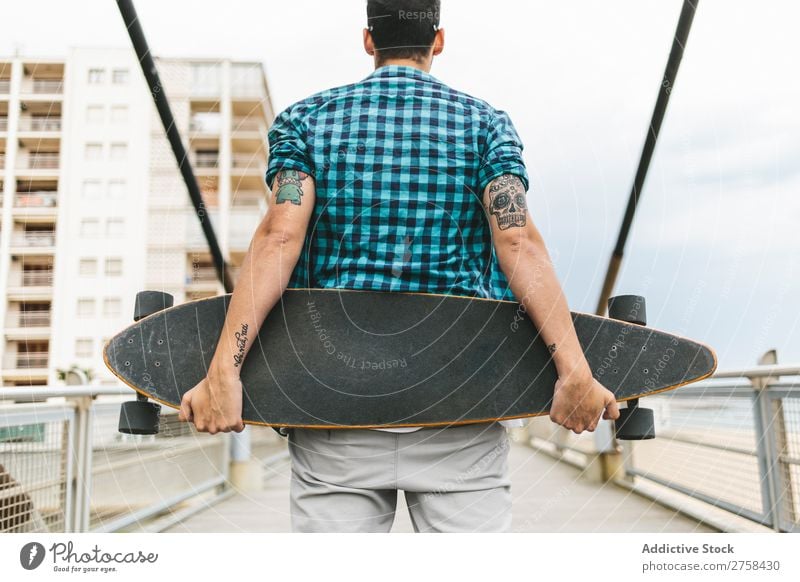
left=265, top=64, right=529, bottom=301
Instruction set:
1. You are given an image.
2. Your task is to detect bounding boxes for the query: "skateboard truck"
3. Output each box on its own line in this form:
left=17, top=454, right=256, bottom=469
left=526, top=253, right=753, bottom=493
left=607, top=295, right=656, bottom=440
left=118, top=291, right=174, bottom=435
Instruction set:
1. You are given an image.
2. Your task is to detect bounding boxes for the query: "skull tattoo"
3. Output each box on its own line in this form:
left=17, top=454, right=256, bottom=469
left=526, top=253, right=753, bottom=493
left=488, top=175, right=527, bottom=229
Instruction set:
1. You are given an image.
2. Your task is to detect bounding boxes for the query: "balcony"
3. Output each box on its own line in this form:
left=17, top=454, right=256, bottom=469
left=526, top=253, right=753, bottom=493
left=15, top=191, right=58, bottom=208
left=0, top=153, right=5, bottom=169
left=23, top=79, right=63, bottom=95
left=231, top=153, right=266, bottom=174
left=231, top=117, right=265, bottom=133
left=5, top=310, right=52, bottom=340
left=5, top=352, right=49, bottom=370
left=19, top=271, right=54, bottom=288
left=18, top=117, right=61, bottom=132
left=0, top=116, right=7, bottom=132
left=189, top=115, right=221, bottom=135
left=11, top=231, right=56, bottom=249
left=17, top=153, right=60, bottom=171
left=193, top=151, right=219, bottom=173
left=14, top=311, right=52, bottom=328
left=0, top=79, right=10, bottom=93
left=231, top=190, right=266, bottom=208
left=231, top=84, right=263, bottom=99
left=185, top=266, right=221, bottom=290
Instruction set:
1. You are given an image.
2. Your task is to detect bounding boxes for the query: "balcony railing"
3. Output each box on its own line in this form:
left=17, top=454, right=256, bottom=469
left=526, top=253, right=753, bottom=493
left=11, top=232, right=56, bottom=248
left=231, top=84, right=263, bottom=98
left=15, top=192, right=58, bottom=208
left=187, top=267, right=218, bottom=284
left=10, top=352, right=49, bottom=369
left=30, top=79, right=63, bottom=94
left=18, top=117, right=62, bottom=132
left=231, top=154, right=266, bottom=170
left=0, top=154, right=5, bottom=168
left=0, top=117, right=8, bottom=131
left=231, top=117, right=265, bottom=133
left=232, top=191, right=266, bottom=207
left=193, top=152, right=219, bottom=168
left=18, top=153, right=60, bottom=170
left=19, top=271, right=54, bottom=287
left=189, top=118, right=221, bottom=134
left=13, top=311, right=52, bottom=328
left=0, top=79, right=10, bottom=93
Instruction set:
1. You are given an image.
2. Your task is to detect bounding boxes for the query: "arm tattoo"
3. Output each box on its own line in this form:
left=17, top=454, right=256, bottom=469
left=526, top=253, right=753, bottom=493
left=233, top=322, right=249, bottom=368
left=488, top=175, right=527, bottom=229
left=275, top=169, right=308, bottom=205
left=547, top=343, right=557, bottom=355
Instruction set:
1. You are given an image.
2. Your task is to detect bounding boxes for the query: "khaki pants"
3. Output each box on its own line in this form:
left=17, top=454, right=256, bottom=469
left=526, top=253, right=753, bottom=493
left=287, top=422, right=511, bottom=532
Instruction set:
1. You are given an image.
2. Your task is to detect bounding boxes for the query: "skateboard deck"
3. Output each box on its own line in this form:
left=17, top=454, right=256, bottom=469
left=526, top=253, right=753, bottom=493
left=103, top=289, right=717, bottom=429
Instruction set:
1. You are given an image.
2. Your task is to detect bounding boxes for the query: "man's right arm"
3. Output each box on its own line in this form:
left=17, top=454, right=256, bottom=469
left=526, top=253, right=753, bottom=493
left=483, top=174, right=620, bottom=434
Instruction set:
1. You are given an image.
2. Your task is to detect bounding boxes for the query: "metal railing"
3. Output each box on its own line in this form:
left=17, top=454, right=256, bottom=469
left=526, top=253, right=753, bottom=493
left=0, top=79, right=10, bottom=93
left=231, top=190, right=266, bottom=207
left=231, top=117, right=265, bottom=133
left=18, top=117, right=62, bottom=132
left=8, top=311, right=52, bottom=328
left=5, top=352, right=49, bottom=369
left=193, top=152, right=219, bottom=168
left=231, top=153, right=266, bottom=170
left=30, top=79, right=63, bottom=94
left=18, top=153, right=60, bottom=170
left=527, top=358, right=800, bottom=532
left=15, top=191, right=58, bottom=208
left=11, top=232, right=56, bottom=248
left=0, top=117, right=8, bottom=131
left=187, top=267, right=219, bottom=284
left=16, top=271, right=54, bottom=287
left=621, top=363, right=799, bottom=532
left=0, top=385, right=286, bottom=532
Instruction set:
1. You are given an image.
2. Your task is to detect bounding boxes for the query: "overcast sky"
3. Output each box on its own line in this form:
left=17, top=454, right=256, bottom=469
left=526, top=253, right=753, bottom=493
left=2, top=0, right=798, bottom=369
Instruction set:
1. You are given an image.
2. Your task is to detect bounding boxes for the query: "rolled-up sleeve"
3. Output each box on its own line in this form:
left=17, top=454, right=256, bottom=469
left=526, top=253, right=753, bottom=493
left=264, top=106, right=314, bottom=190
left=477, top=109, right=530, bottom=194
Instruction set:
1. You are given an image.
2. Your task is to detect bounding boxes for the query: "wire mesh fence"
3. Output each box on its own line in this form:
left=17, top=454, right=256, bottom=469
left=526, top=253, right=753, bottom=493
left=1, top=388, right=286, bottom=533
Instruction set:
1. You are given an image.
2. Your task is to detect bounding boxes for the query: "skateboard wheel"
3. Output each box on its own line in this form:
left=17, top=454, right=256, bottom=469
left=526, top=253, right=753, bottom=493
left=134, top=290, right=174, bottom=321
left=607, top=295, right=647, bottom=326
left=118, top=400, right=162, bottom=435
left=614, top=404, right=655, bottom=440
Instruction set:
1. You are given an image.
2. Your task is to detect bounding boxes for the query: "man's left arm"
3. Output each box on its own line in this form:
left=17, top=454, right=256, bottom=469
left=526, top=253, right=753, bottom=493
left=178, top=170, right=315, bottom=434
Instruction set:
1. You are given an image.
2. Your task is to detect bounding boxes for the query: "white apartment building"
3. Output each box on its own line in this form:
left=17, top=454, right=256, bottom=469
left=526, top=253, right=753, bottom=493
left=0, top=47, right=275, bottom=388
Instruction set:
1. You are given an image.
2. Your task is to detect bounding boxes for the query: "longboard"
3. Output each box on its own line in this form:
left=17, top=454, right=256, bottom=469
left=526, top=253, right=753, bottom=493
left=102, top=289, right=717, bottom=431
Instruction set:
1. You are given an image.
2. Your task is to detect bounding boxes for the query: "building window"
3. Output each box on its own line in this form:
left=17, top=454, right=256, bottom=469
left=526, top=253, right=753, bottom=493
left=88, top=68, right=105, bottom=84
left=85, top=143, right=103, bottom=161
left=77, top=298, right=95, bottom=318
left=80, top=218, right=100, bottom=236
left=75, top=338, right=94, bottom=357
left=82, top=180, right=102, bottom=198
left=108, top=180, right=126, bottom=198
left=110, top=105, right=128, bottom=122
left=79, top=258, right=97, bottom=276
left=105, top=257, right=123, bottom=276
left=109, top=143, right=127, bottom=161
left=112, top=69, right=129, bottom=85
left=86, top=105, right=104, bottom=124
left=103, top=298, right=122, bottom=317
left=106, top=217, right=124, bottom=236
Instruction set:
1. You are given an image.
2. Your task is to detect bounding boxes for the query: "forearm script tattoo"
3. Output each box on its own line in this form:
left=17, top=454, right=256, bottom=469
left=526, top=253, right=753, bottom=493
left=488, top=175, right=527, bottom=229
left=275, top=169, right=308, bottom=205
left=233, top=322, right=249, bottom=368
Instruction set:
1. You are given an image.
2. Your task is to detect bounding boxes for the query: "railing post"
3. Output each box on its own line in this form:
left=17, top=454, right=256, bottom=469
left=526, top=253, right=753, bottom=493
left=751, top=350, right=786, bottom=531
left=67, top=395, right=95, bottom=532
